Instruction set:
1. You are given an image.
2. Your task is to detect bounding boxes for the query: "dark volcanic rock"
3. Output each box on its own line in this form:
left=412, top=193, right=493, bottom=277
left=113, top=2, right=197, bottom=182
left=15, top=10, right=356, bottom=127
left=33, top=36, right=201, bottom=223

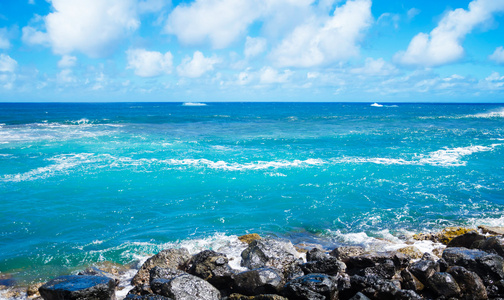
left=448, top=266, right=488, bottom=300
left=479, top=236, right=504, bottom=258
left=126, top=284, right=154, bottom=297
left=447, top=231, right=486, bottom=248
left=306, top=248, right=329, bottom=262
left=225, top=294, right=288, bottom=300
left=300, top=256, right=346, bottom=275
left=408, top=259, right=439, bottom=284
left=345, top=252, right=407, bottom=279
left=233, top=268, right=284, bottom=296
left=132, top=248, right=191, bottom=286
left=349, top=292, right=371, bottom=299
left=400, top=269, right=424, bottom=292
left=150, top=273, right=220, bottom=300
left=330, top=246, right=365, bottom=261
left=283, top=273, right=337, bottom=300
left=241, top=239, right=301, bottom=273
left=349, top=275, right=399, bottom=300
left=39, top=275, right=116, bottom=300
left=442, top=247, right=504, bottom=285
left=186, top=250, right=235, bottom=288
left=425, top=272, right=461, bottom=298
left=125, top=294, right=173, bottom=300
left=149, top=267, right=186, bottom=282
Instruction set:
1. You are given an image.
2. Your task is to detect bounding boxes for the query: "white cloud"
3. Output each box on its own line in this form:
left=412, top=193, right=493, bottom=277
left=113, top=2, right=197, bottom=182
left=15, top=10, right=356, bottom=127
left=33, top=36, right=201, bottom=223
left=58, top=55, right=77, bottom=68
left=165, top=0, right=262, bottom=49
left=138, top=0, right=168, bottom=13
left=244, top=36, right=267, bottom=58
left=0, top=28, right=11, bottom=49
left=237, top=70, right=253, bottom=85
left=395, top=0, right=504, bottom=67
left=126, top=48, right=173, bottom=77
left=269, top=0, right=372, bottom=67
left=177, top=51, right=220, bottom=78
left=489, top=46, right=504, bottom=64
left=259, top=66, right=292, bottom=84
left=407, top=8, right=420, bottom=20
left=57, top=69, right=76, bottom=83
left=22, top=0, right=140, bottom=57
left=351, top=57, right=398, bottom=76
left=28, top=0, right=36, bottom=4
left=0, top=54, right=17, bottom=72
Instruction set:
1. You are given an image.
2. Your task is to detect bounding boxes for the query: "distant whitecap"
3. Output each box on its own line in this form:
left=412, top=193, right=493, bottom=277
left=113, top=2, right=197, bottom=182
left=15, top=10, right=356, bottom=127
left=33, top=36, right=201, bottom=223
left=370, top=103, right=383, bottom=107
left=182, top=102, right=207, bottom=106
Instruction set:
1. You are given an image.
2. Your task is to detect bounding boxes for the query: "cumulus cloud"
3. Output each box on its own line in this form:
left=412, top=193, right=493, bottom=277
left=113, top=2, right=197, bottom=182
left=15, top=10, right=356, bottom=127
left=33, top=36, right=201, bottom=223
left=244, top=36, right=267, bottom=58
left=57, top=69, right=76, bottom=83
left=489, top=46, right=504, bottom=64
left=22, top=0, right=140, bottom=57
left=177, top=51, right=220, bottom=78
left=126, top=48, right=173, bottom=77
left=0, top=28, right=11, bottom=49
left=407, top=8, right=420, bottom=20
left=165, top=0, right=262, bottom=49
left=0, top=54, right=17, bottom=72
left=259, top=66, right=292, bottom=84
left=58, top=55, right=77, bottom=68
left=269, top=0, right=372, bottom=67
left=395, top=0, right=504, bottom=67
left=351, top=57, right=398, bottom=76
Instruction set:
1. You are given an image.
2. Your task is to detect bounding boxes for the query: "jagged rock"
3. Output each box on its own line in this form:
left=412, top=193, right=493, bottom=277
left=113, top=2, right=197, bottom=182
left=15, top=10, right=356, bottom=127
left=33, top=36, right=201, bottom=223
left=233, top=268, right=284, bottom=296
left=149, top=267, right=186, bottom=282
left=448, top=266, right=488, bottom=300
left=349, top=292, right=371, bottom=300
left=306, top=248, right=329, bottom=262
left=283, top=264, right=305, bottom=282
left=479, top=236, right=504, bottom=257
left=125, top=295, right=173, bottom=300
left=150, top=273, right=220, bottom=300
left=349, top=275, right=399, bottom=299
left=225, top=294, right=288, bottom=300
left=186, top=250, right=235, bottom=288
left=400, top=269, right=424, bottom=292
left=238, top=234, right=262, bottom=245
left=394, top=289, right=423, bottom=300
left=300, top=255, right=346, bottom=275
left=437, top=258, right=448, bottom=272
left=38, top=275, right=116, bottom=300
left=127, top=285, right=154, bottom=296
left=283, top=273, right=337, bottom=300
left=330, top=246, right=365, bottom=261
left=345, top=252, right=407, bottom=279
left=396, top=247, right=423, bottom=260
left=413, top=227, right=474, bottom=245
left=27, top=282, right=44, bottom=297
left=78, top=267, right=120, bottom=286
left=425, top=272, right=461, bottom=298
left=447, top=231, right=486, bottom=248
left=486, top=279, right=504, bottom=298
left=132, top=249, right=191, bottom=286
left=408, top=259, right=439, bottom=284
left=241, top=239, right=301, bottom=273
left=442, top=247, right=504, bottom=285
left=478, top=225, right=504, bottom=236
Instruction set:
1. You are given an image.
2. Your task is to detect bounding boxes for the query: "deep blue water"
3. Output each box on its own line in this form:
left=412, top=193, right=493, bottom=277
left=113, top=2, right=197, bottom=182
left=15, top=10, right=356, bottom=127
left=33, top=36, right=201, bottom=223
left=1, top=102, right=504, bottom=281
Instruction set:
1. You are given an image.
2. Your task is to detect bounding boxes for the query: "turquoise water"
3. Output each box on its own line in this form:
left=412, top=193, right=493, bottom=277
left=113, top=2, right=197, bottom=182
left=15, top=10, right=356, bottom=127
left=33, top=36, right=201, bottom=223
left=1, top=102, right=504, bottom=282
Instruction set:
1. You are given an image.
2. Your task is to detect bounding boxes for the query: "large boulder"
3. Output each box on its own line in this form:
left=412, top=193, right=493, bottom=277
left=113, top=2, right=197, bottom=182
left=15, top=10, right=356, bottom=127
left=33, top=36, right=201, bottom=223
left=442, top=247, right=504, bottom=285
left=283, top=273, right=338, bottom=300
left=150, top=273, right=220, bottom=300
left=447, top=232, right=486, bottom=248
left=186, top=250, right=235, bottom=289
left=301, top=248, right=346, bottom=275
left=132, top=249, right=191, bottom=286
left=233, top=268, right=284, bottom=296
left=408, top=259, right=439, bottom=284
left=149, top=267, right=186, bottom=282
left=425, top=272, right=461, bottom=298
left=330, top=246, right=365, bottom=261
left=241, top=239, right=301, bottom=273
left=349, top=275, right=399, bottom=300
left=345, top=252, right=408, bottom=279
left=447, top=266, right=488, bottom=300
left=39, top=275, right=116, bottom=300
left=400, top=269, right=424, bottom=292
left=125, top=295, right=173, bottom=300
left=478, top=236, right=504, bottom=258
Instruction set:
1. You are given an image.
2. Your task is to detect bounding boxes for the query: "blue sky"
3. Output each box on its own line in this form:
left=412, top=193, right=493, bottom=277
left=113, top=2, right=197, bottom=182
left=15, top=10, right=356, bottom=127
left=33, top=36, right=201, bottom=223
left=1, top=0, right=504, bottom=102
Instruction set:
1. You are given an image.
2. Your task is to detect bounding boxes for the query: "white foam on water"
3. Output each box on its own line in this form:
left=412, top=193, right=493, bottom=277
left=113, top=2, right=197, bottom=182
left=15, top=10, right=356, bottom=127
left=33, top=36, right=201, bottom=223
left=370, top=103, right=383, bottom=107
left=471, top=108, right=504, bottom=118
left=182, top=102, right=207, bottom=106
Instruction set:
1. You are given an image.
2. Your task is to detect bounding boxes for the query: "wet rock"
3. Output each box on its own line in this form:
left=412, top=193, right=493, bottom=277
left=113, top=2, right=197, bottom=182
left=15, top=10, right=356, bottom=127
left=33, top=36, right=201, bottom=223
left=300, top=256, right=346, bottom=275
left=408, top=259, right=439, bottom=284
left=438, top=227, right=475, bottom=245
left=478, top=225, right=504, bottom=236
left=306, top=248, right=329, bottom=262
left=448, top=266, right=488, bottom=300
left=400, top=269, right=424, bottom=292
left=349, top=275, right=399, bottom=299
left=149, top=267, right=186, bottom=282
left=349, top=292, right=371, bottom=300
left=150, top=273, right=220, bottom=300
left=127, top=284, right=154, bottom=296
left=186, top=250, right=235, bottom=289
left=330, top=246, right=365, bottom=261
left=426, top=272, right=461, bottom=298
left=283, top=273, right=337, bottom=300
left=241, top=239, right=301, bottom=273
left=479, top=236, right=504, bottom=257
left=132, top=248, right=191, bottom=286
left=38, top=275, right=116, bottom=300
left=345, top=252, right=407, bottom=279
left=396, top=246, right=423, bottom=260
left=486, top=279, right=504, bottom=298
left=442, top=247, right=504, bottom=285
left=233, top=268, right=283, bottom=296
left=283, top=264, right=305, bottom=282
left=79, top=267, right=120, bottom=286
left=225, top=294, right=288, bottom=300
left=393, top=289, right=423, bottom=300
left=437, top=258, right=448, bottom=272
left=447, top=231, right=486, bottom=248
left=125, top=295, right=173, bottom=300
left=238, top=234, right=262, bottom=245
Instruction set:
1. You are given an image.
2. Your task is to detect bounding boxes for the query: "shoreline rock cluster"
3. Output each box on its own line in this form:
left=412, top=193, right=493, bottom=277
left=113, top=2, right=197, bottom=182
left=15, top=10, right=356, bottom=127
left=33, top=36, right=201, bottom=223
left=3, top=226, right=504, bottom=300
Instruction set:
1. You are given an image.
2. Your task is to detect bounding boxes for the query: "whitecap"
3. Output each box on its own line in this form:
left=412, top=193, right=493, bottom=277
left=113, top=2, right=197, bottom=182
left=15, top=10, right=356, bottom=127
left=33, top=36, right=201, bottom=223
left=370, top=103, right=383, bottom=107
left=182, top=102, right=207, bottom=106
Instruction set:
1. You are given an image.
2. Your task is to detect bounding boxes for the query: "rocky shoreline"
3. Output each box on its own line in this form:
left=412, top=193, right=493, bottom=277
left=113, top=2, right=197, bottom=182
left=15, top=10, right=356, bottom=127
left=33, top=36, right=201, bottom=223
left=2, top=226, right=504, bottom=300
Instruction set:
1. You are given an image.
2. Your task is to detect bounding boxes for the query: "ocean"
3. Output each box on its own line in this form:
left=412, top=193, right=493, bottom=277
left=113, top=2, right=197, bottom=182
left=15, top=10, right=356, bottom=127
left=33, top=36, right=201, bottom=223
left=1, top=102, right=504, bottom=286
